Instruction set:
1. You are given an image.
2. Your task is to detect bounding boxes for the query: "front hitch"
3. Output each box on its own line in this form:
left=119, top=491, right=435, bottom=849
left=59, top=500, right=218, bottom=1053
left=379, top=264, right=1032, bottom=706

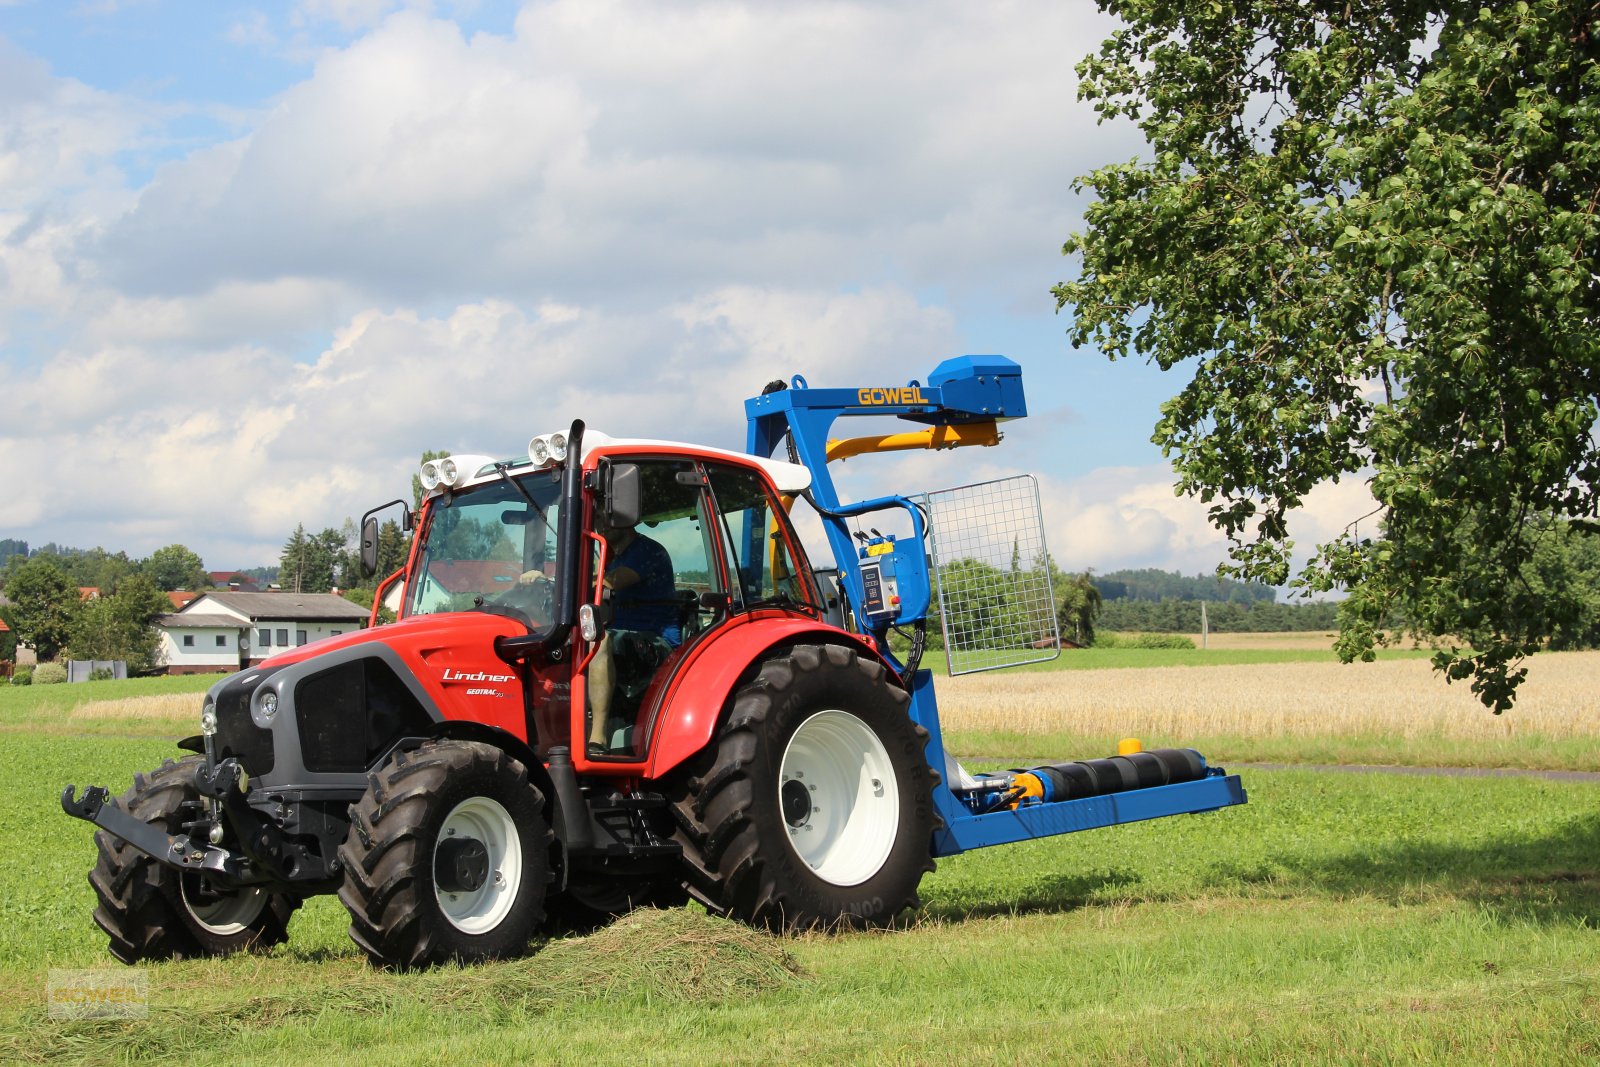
left=61, top=783, right=244, bottom=879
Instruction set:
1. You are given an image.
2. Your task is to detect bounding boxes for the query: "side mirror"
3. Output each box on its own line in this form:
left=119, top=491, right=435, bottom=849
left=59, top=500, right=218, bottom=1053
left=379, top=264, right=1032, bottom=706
left=359, top=516, right=380, bottom=578
left=359, top=498, right=413, bottom=578
left=603, top=463, right=642, bottom=528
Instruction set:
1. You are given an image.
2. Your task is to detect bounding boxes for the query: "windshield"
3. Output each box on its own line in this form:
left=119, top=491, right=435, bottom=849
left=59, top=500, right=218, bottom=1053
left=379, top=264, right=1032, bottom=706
left=406, top=472, right=563, bottom=624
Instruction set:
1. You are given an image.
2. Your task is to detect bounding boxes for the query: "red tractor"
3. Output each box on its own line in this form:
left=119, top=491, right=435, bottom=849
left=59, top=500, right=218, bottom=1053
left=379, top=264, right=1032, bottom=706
left=64, top=357, right=1243, bottom=967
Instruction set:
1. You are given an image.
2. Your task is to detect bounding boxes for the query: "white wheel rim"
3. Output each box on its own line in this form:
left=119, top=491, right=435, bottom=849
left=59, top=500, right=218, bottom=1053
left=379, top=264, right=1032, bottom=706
left=435, top=796, right=521, bottom=934
left=180, top=877, right=268, bottom=936
left=778, top=709, right=899, bottom=887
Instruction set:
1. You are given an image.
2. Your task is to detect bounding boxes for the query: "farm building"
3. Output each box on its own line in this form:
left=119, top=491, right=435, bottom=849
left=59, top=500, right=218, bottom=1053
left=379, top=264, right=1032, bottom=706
left=157, top=591, right=368, bottom=675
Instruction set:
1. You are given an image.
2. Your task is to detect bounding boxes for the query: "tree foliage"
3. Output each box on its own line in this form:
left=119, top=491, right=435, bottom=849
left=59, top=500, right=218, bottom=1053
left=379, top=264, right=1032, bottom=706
left=1096, top=567, right=1278, bottom=604
left=279, top=525, right=352, bottom=594
left=67, top=574, right=168, bottom=673
left=1100, top=597, right=1341, bottom=634
left=1057, top=0, right=1600, bottom=709
left=1, top=544, right=141, bottom=593
left=374, top=519, right=409, bottom=578
left=142, top=543, right=208, bottom=591
left=1057, top=571, right=1104, bottom=644
left=3, top=558, right=79, bottom=661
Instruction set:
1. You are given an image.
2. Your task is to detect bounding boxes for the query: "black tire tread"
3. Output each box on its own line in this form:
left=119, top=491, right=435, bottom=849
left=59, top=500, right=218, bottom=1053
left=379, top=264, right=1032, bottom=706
left=337, top=740, right=553, bottom=968
left=88, top=757, right=298, bottom=964
left=668, top=643, right=939, bottom=931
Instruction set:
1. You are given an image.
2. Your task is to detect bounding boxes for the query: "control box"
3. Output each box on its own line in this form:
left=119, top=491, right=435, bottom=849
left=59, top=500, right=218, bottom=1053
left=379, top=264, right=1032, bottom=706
left=855, top=534, right=927, bottom=627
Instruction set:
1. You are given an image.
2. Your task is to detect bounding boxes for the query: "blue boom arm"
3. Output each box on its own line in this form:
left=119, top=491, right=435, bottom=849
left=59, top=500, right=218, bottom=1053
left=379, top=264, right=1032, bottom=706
left=743, top=356, right=1245, bottom=858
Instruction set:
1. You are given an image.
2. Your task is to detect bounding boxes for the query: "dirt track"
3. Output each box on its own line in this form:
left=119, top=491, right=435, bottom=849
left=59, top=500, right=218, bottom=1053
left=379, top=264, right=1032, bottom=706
left=1233, top=762, right=1600, bottom=783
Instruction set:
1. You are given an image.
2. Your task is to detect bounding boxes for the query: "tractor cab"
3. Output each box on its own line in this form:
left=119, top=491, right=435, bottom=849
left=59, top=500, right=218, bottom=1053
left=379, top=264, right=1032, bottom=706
left=377, top=430, right=827, bottom=772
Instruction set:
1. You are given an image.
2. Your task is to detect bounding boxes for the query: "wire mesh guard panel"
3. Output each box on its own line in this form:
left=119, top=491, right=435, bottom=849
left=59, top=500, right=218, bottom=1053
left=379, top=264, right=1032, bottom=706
left=924, top=475, right=1061, bottom=675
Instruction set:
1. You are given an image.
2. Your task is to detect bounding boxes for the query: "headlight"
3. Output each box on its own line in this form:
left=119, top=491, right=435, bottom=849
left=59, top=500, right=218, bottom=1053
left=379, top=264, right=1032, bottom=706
left=528, top=435, right=552, bottom=466
left=420, top=460, right=443, bottom=491
left=439, top=457, right=460, bottom=486
left=259, top=690, right=278, bottom=719
left=547, top=432, right=567, bottom=461
left=200, top=703, right=218, bottom=736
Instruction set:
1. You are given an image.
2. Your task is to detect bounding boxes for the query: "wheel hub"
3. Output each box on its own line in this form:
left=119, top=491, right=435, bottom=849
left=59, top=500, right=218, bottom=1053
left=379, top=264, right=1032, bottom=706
left=433, top=795, right=522, bottom=934
left=781, top=779, right=813, bottom=827
left=179, top=874, right=269, bottom=936
left=435, top=836, right=490, bottom=894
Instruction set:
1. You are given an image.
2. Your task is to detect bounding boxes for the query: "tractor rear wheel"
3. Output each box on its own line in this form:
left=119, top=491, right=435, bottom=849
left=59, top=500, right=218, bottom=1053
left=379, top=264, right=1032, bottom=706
left=338, top=740, right=552, bottom=967
left=88, top=756, right=298, bottom=963
left=668, top=643, right=937, bottom=931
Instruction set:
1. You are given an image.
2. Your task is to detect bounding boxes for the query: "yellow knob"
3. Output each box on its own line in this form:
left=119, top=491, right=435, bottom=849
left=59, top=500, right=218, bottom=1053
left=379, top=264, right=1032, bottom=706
left=1117, top=737, right=1143, bottom=755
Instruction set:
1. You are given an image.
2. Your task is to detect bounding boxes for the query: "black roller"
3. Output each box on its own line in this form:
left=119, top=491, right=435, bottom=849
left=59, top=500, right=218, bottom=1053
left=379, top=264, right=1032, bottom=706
left=1122, top=751, right=1169, bottom=789
left=1147, top=748, right=1206, bottom=784
left=1045, top=761, right=1101, bottom=800
left=1079, top=757, right=1139, bottom=794
left=1032, top=765, right=1070, bottom=801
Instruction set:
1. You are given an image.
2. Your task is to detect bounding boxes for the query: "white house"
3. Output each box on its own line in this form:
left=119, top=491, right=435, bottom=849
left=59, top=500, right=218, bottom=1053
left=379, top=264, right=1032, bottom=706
left=158, top=592, right=370, bottom=675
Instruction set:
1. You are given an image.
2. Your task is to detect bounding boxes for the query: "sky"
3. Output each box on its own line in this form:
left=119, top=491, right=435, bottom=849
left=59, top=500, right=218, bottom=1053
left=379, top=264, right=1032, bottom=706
left=0, top=0, right=1370, bottom=581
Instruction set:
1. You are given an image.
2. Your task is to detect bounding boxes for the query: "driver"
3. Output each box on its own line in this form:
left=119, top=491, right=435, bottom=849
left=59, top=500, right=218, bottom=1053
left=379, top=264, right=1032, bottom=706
left=588, top=515, right=681, bottom=754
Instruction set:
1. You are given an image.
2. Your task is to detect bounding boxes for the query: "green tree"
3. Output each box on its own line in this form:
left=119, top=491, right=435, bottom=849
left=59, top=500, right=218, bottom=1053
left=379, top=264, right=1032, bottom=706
left=67, top=573, right=163, bottom=672
left=311, top=527, right=348, bottom=593
left=375, top=519, right=409, bottom=578
left=334, top=518, right=362, bottom=590
left=3, top=558, right=79, bottom=661
left=1057, top=1, right=1600, bottom=710
left=142, top=543, right=208, bottom=591
left=68, top=594, right=160, bottom=673
left=279, top=525, right=312, bottom=593
left=1057, top=571, right=1104, bottom=645
left=279, top=525, right=348, bottom=593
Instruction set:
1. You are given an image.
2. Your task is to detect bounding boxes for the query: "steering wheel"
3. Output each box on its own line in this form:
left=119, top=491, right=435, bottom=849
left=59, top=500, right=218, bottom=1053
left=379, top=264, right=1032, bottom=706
left=491, top=571, right=555, bottom=625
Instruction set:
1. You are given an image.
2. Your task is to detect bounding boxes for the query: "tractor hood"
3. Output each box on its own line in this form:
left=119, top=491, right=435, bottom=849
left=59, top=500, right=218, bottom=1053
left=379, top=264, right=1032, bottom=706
left=254, top=611, right=530, bottom=673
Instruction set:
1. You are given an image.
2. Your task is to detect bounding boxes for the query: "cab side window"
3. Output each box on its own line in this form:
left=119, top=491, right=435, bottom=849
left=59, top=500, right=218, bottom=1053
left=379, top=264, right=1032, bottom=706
left=705, top=464, right=817, bottom=612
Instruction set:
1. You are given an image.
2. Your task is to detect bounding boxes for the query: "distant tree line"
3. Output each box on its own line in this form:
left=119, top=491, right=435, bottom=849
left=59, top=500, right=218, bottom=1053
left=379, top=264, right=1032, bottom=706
left=1095, top=568, right=1278, bottom=604
left=1, top=549, right=200, bottom=671
left=1099, top=597, right=1339, bottom=634
left=1, top=542, right=206, bottom=596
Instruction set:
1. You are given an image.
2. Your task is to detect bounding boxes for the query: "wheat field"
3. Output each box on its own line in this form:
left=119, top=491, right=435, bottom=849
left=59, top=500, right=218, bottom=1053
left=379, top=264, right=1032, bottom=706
left=68, top=693, right=201, bottom=725
left=52, top=650, right=1600, bottom=760
left=937, top=649, right=1600, bottom=742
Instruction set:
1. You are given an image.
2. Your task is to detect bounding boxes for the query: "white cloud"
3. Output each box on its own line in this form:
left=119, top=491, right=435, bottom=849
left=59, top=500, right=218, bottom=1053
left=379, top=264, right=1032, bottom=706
left=1, top=285, right=957, bottom=564
left=0, top=2, right=1169, bottom=572
left=94, top=2, right=1130, bottom=303
left=0, top=37, right=149, bottom=208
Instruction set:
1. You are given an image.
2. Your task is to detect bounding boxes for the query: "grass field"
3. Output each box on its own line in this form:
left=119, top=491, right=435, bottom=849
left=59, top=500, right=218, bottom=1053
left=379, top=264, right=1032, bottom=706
left=1, top=649, right=1596, bottom=1063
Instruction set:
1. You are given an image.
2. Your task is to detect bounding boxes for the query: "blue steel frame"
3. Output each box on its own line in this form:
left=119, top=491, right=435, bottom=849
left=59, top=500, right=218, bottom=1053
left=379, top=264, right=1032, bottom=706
left=744, top=356, right=1247, bottom=858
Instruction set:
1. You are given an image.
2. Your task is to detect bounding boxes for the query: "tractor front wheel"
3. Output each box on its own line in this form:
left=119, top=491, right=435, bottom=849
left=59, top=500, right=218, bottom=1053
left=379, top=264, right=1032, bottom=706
left=88, top=756, right=298, bottom=963
left=669, top=643, right=937, bottom=931
left=338, top=740, right=552, bottom=967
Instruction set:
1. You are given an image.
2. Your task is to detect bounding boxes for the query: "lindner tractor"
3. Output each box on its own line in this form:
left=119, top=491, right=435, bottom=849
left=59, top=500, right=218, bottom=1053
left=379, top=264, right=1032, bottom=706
left=63, top=356, right=1246, bottom=968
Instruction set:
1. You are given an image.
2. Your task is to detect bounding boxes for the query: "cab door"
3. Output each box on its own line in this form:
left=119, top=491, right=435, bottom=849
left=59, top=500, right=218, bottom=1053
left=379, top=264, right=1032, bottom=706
left=575, top=457, right=732, bottom=763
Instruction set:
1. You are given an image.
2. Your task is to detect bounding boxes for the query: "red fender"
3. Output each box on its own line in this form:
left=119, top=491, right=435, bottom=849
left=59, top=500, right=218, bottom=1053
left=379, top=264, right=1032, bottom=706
left=640, top=611, right=895, bottom=780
